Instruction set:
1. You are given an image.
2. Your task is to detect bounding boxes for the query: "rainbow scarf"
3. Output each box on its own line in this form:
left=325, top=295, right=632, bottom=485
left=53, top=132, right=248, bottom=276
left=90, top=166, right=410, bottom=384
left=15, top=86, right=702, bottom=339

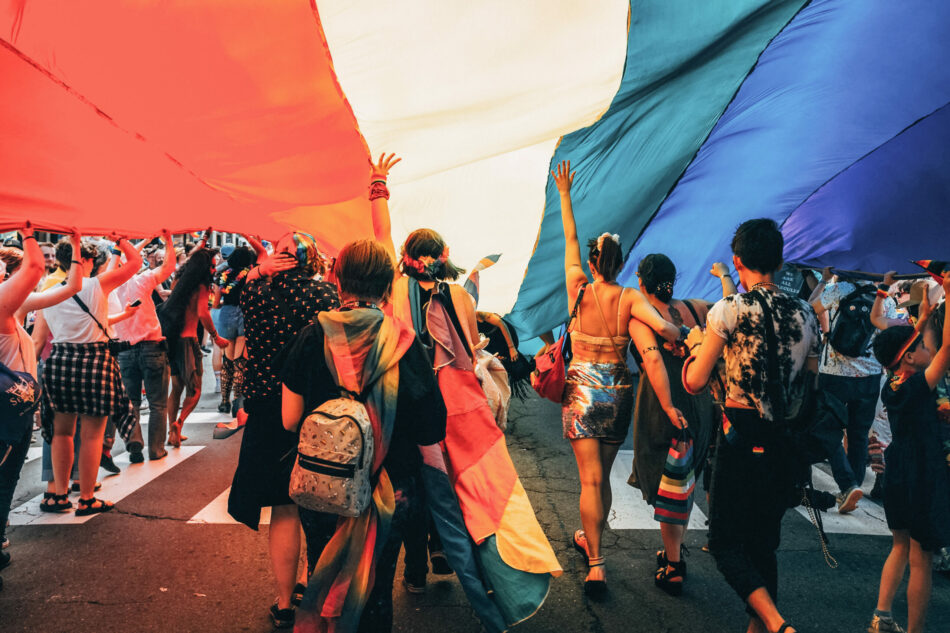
left=295, top=308, right=415, bottom=633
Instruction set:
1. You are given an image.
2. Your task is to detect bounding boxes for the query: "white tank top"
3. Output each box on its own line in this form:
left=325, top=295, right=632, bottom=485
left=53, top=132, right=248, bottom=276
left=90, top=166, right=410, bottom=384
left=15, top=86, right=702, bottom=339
left=0, top=325, right=37, bottom=379
left=44, top=277, right=111, bottom=344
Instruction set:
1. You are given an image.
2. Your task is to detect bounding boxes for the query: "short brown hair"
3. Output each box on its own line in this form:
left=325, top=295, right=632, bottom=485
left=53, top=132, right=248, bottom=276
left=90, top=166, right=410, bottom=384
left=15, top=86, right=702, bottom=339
left=334, top=240, right=394, bottom=301
left=0, top=246, right=23, bottom=276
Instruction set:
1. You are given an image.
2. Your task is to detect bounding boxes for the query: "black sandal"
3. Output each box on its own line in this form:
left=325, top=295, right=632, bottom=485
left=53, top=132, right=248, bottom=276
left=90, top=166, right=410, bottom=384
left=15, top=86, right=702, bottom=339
left=75, top=497, right=114, bottom=517
left=655, top=559, right=686, bottom=596
left=584, top=556, right=607, bottom=599
left=70, top=482, right=102, bottom=493
left=776, top=624, right=794, bottom=633
left=39, top=493, right=72, bottom=513
left=655, top=545, right=689, bottom=577
left=291, top=582, right=306, bottom=607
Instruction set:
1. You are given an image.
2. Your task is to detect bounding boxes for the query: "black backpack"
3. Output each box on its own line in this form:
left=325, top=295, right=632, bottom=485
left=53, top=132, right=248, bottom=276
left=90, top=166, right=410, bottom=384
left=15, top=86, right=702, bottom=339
left=827, top=284, right=876, bottom=358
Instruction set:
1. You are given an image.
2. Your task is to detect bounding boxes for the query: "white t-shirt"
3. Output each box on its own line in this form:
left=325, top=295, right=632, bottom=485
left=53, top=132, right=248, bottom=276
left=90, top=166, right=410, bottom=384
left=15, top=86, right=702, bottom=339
left=0, top=325, right=37, bottom=379
left=707, top=289, right=822, bottom=421
left=819, top=281, right=897, bottom=377
left=43, top=277, right=110, bottom=344
left=112, top=269, right=165, bottom=345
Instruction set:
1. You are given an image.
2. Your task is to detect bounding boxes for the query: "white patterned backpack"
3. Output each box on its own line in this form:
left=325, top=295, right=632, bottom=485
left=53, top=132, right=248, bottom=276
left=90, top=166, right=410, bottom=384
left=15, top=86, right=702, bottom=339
left=289, top=393, right=375, bottom=517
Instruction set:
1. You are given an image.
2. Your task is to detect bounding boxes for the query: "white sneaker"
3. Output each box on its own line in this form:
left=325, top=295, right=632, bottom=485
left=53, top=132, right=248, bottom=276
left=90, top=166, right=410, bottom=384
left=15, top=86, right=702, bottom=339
left=214, top=376, right=221, bottom=393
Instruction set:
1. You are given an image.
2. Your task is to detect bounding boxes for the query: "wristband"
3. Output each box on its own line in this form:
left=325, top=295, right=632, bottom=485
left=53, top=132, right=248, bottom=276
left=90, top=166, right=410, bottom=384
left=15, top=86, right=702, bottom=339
left=681, top=354, right=704, bottom=395
left=876, top=289, right=889, bottom=300
left=877, top=282, right=890, bottom=292
left=23, top=235, right=36, bottom=241
left=71, top=260, right=82, bottom=266
left=369, top=181, right=390, bottom=201
left=370, top=178, right=387, bottom=185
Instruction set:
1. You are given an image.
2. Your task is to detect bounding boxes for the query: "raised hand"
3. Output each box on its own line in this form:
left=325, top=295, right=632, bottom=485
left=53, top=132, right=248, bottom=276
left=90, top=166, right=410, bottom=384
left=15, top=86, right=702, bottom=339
left=551, top=160, right=575, bottom=194
left=201, top=226, right=213, bottom=241
left=19, top=220, right=33, bottom=241
left=821, top=266, right=834, bottom=283
left=918, top=283, right=934, bottom=323
left=259, top=252, right=297, bottom=277
left=883, top=270, right=897, bottom=287
left=370, top=153, right=402, bottom=181
left=69, top=227, right=82, bottom=253
left=710, top=262, right=730, bottom=279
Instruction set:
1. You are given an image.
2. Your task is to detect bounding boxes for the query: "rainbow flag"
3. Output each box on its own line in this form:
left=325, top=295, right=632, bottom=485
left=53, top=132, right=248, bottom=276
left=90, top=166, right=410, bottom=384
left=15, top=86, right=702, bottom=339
left=463, top=254, right=501, bottom=306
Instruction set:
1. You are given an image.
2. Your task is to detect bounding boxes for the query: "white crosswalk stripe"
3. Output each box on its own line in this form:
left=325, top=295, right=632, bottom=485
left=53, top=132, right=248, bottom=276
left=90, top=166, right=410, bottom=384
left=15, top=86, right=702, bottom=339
left=608, top=450, right=708, bottom=530
left=188, top=486, right=271, bottom=525
left=10, top=446, right=204, bottom=525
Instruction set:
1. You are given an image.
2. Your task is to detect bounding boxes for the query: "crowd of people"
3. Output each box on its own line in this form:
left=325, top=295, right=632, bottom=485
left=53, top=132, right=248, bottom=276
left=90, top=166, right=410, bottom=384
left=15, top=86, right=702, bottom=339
left=0, top=155, right=947, bottom=633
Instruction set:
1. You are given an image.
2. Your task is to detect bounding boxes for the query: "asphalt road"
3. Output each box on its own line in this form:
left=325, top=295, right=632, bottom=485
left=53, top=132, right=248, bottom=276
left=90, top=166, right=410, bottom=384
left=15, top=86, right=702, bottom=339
left=2, top=368, right=947, bottom=633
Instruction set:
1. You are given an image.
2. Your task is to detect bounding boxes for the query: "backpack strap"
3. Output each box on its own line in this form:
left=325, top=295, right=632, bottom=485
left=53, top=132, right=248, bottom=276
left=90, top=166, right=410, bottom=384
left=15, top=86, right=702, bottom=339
left=749, top=290, right=786, bottom=422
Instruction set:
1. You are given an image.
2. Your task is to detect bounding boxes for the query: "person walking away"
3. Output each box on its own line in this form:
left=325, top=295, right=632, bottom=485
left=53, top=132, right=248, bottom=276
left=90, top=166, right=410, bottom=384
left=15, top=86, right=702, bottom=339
left=227, top=232, right=339, bottom=628
left=551, top=160, right=682, bottom=596
left=40, top=234, right=142, bottom=515
left=810, top=267, right=899, bottom=513
left=865, top=271, right=950, bottom=633
left=684, top=219, right=821, bottom=633
left=629, top=253, right=718, bottom=596
left=281, top=239, right=447, bottom=633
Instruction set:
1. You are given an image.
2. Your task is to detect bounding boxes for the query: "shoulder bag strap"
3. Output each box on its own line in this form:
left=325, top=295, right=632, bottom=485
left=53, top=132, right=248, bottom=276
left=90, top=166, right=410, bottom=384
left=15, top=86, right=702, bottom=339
left=565, top=284, right=587, bottom=333
left=70, top=292, right=112, bottom=340
left=749, top=290, right=785, bottom=421
left=591, top=284, right=629, bottom=369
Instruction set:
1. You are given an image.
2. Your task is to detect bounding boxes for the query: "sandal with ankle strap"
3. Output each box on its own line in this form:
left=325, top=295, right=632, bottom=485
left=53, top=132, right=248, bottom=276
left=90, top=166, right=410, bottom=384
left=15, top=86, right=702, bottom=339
left=655, top=544, right=689, bottom=577
left=39, top=493, right=72, bottom=513
left=776, top=624, right=794, bottom=633
left=655, top=559, right=686, bottom=596
left=584, top=556, right=607, bottom=599
left=75, top=497, right=114, bottom=517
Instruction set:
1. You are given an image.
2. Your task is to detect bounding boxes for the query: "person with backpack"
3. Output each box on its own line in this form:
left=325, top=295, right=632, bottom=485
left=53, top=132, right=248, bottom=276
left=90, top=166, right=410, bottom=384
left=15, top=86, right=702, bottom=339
left=810, top=267, right=900, bottom=513
left=684, top=219, right=821, bottom=633
left=280, top=239, right=446, bottom=633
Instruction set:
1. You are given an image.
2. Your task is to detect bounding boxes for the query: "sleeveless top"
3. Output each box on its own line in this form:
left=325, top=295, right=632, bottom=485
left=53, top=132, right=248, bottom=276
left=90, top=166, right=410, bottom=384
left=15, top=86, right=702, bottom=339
left=571, top=284, right=631, bottom=358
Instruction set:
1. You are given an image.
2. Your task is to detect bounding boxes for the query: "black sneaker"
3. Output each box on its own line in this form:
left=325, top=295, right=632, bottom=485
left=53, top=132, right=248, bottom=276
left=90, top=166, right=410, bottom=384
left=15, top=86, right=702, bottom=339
left=127, top=441, right=145, bottom=464
left=269, top=602, right=295, bottom=629
left=99, top=452, right=121, bottom=474
left=430, top=551, right=453, bottom=576
left=217, top=401, right=231, bottom=414
left=0, top=551, right=10, bottom=572
left=402, top=575, right=426, bottom=594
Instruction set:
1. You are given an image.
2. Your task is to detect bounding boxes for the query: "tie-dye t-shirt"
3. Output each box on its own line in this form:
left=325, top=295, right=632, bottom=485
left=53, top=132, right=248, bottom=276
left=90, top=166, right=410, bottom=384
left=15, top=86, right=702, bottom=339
left=706, top=289, right=821, bottom=421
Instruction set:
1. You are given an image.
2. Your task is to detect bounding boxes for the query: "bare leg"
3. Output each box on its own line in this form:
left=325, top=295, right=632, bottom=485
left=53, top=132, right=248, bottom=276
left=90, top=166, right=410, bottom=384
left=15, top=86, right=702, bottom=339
left=571, top=439, right=608, bottom=583
left=906, top=538, right=932, bottom=633
left=177, top=382, right=202, bottom=426
left=660, top=523, right=686, bottom=563
left=270, top=504, right=302, bottom=610
left=167, top=376, right=184, bottom=433
left=50, top=413, right=78, bottom=497
left=876, top=530, right=909, bottom=612
left=77, top=415, right=108, bottom=499
left=747, top=587, right=795, bottom=633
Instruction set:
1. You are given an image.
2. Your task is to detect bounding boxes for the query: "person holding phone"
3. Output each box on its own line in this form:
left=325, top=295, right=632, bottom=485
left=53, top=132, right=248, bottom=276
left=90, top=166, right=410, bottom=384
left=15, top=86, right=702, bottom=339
left=111, top=229, right=178, bottom=462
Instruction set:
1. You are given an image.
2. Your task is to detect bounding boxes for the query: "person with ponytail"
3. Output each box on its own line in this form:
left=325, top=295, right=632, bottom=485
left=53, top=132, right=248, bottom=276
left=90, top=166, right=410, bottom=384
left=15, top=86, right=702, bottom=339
left=552, top=160, right=682, bottom=597
left=628, top=253, right=719, bottom=596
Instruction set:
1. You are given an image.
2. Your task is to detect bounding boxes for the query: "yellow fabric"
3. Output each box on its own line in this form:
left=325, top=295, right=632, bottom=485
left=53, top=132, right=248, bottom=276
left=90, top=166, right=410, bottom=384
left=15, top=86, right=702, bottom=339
left=493, top=479, right=562, bottom=576
left=40, top=268, right=67, bottom=291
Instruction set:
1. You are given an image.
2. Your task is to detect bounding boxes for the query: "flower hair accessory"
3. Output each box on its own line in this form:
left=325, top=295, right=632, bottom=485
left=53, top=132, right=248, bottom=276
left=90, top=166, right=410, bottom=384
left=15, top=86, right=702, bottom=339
left=401, top=247, right=449, bottom=279
left=596, top=232, right=621, bottom=251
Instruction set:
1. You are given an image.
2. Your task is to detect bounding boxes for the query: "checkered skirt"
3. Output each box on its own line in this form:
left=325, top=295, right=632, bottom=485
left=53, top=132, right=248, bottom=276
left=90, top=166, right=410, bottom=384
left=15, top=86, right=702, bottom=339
left=41, top=342, right=135, bottom=443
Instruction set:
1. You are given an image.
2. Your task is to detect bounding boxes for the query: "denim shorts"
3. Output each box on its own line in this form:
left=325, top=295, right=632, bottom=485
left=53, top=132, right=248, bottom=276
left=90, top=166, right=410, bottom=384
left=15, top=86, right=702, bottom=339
left=215, top=304, right=245, bottom=340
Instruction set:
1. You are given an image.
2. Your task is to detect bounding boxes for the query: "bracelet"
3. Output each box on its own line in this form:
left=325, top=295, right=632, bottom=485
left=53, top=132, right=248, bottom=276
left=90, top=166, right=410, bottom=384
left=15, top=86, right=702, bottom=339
left=71, top=260, right=82, bottom=266
left=369, top=181, right=390, bottom=201
left=370, top=178, right=387, bottom=185
left=23, top=235, right=36, bottom=241
left=877, top=282, right=890, bottom=292
left=876, top=289, right=889, bottom=299
left=689, top=342, right=701, bottom=352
